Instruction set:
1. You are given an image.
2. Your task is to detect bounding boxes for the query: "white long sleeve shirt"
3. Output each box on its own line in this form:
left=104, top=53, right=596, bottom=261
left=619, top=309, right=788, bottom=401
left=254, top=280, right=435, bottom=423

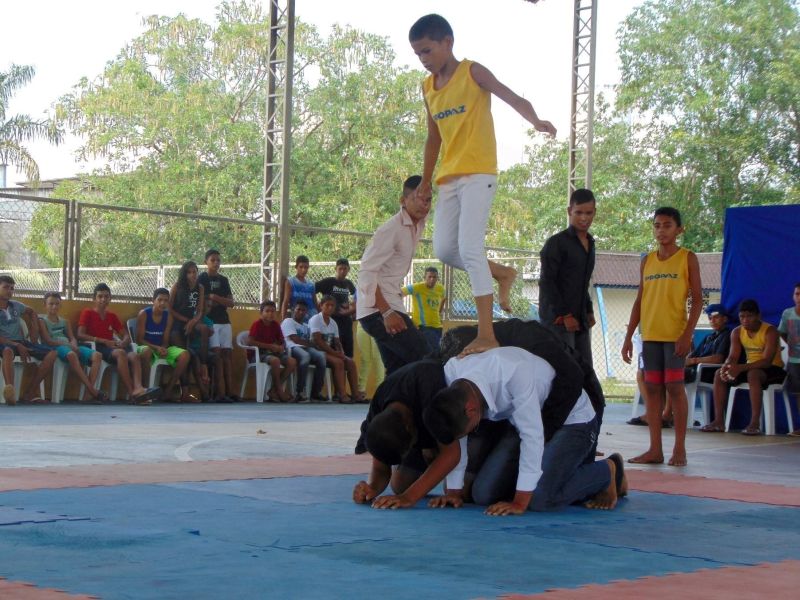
left=443, top=346, right=595, bottom=493
left=355, top=207, right=427, bottom=319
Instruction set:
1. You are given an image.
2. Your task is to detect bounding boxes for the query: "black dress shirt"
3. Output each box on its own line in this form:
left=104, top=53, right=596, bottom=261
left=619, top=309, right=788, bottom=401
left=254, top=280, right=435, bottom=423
left=539, top=226, right=596, bottom=328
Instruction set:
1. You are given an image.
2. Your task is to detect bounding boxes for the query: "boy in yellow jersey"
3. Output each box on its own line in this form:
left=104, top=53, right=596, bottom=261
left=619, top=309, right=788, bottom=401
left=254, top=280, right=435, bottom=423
left=703, top=299, right=785, bottom=435
left=402, top=266, right=447, bottom=352
left=621, top=208, right=702, bottom=466
left=409, top=14, right=556, bottom=357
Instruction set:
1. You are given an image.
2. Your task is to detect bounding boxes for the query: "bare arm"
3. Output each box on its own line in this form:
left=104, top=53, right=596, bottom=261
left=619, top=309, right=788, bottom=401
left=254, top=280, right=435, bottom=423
left=417, top=101, right=441, bottom=196
left=353, top=457, right=392, bottom=504
left=279, top=279, right=293, bottom=317
left=169, top=284, right=189, bottom=324
left=470, top=62, right=556, bottom=136
left=311, top=331, right=336, bottom=355
left=675, top=252, right=703, bottom=357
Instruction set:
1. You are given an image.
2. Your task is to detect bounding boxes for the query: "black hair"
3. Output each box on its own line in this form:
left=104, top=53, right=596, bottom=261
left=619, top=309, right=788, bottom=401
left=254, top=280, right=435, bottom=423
left=439, top=325, right=478, bottom=362
left=403, top=175, right=422, bottom=194
left=738, top=298, right=760, bottom=314
left=153, top=287, right=170, bottom=299
left=336, top=258, right=349, bottom=267
left=43, top=291, right=61, bottom=301
left=794, top=282, right=800, bottom=290
left=176, top=261, right=199, bottom=291
left=293, top=299, right=308, bottom=308
left=204, top=249, right=220, bottom=260
left=259, top=300, right=277, bottom=312
left=409, top=14, right=453, bottom=42
left=424, top=266, right=439, bottom=275
left=365, top=409, right=412, bottom=466
left=0, top=275, right=15, bottom=285
left=319, top=294, right=336, bottom=306
left=93, top=282, right=111, bottom=298
left=295, top=255, right=310, bottom=265
left=569, top=188, right=595, bottom=206
left=653, top=206, right=682, bottom=227
left=423, top=381, right=471, bottom=445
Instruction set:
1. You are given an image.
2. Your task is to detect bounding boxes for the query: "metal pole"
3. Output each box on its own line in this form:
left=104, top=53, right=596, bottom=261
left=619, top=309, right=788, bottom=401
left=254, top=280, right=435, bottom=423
left=277, top=0, right=295, bottom=296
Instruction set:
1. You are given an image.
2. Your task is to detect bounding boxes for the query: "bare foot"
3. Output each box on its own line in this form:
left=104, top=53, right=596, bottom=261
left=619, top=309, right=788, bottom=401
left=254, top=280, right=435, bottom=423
left=585, top=458, right=619, bottom=510
left=4, top=383, right=16, bottom=406
left=200, top=365, right=210, bottom=386
left=628, top=451, right=664, bottom=465
left=458, top=335, right=500, bottom=358
left=668, top=451, right=687, bottom=467
left=495, top=265, right=517, bottom=312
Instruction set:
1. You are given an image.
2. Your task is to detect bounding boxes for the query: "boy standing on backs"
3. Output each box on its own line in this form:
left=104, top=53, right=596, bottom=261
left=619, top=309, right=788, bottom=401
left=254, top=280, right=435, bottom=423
left=198, top=249, right=237, bottom=402
left=409, top=13, right=556, bottom=356
left=622, top=208, right=702, bottom=466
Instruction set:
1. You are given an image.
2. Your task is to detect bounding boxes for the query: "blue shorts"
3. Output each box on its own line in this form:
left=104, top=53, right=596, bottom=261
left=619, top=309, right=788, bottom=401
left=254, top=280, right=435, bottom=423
left=54, top=344, right=96, bottom=365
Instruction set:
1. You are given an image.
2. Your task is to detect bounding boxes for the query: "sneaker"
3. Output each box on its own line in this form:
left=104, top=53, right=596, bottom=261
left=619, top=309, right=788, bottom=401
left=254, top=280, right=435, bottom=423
left=295, top=393, right=309, bottom=403
left=310, top=393, right=328, bottom=403
left=215, top=395, right=234, bottom=404
left=3, top=383, right=16, bottom=406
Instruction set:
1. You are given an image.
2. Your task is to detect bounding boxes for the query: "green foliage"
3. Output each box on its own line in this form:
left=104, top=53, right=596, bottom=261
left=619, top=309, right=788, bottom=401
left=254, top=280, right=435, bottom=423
left=616, top=0, right=800, bottom=250
left=0, top=64, right=63, bottom=182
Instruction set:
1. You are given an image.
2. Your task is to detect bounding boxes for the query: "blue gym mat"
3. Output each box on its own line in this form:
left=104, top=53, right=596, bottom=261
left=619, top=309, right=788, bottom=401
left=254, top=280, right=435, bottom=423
left=1, top=475, right=799, bottom=599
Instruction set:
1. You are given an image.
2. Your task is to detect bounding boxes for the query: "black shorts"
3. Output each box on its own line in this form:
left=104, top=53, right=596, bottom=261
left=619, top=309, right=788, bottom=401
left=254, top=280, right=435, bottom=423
left=731, top=365, right=786, bottom=386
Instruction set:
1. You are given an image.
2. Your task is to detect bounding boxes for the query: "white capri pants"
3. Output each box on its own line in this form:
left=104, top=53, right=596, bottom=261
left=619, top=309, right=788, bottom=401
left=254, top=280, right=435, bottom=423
left=433, top=174, right=496, bottom=297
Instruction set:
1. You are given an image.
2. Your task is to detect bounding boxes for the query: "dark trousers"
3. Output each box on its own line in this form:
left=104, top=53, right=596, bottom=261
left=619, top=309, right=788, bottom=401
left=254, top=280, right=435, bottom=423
left=469, top=417, right=609, bottom=511
left=333, top=315, right=354, bottom=358
left=358, top=311, right=429, bottom=375
left=544, top=322, right=593, bottom=367
left=419, top=326, right=443, bottom=354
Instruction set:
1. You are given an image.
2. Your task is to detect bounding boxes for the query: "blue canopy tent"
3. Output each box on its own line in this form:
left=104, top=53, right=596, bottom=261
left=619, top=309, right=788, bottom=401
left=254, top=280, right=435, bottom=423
left=720, top=204, right=800, bottom=432
left=721, top=205, right=800, bottom=325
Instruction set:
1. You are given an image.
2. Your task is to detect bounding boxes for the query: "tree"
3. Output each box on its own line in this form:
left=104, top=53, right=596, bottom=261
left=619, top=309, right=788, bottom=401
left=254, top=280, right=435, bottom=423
left=616, top=0, right=800, bottom=250
left=0, top=64, right=63, bottom=182
left=27, top=1, right=428, bottom=268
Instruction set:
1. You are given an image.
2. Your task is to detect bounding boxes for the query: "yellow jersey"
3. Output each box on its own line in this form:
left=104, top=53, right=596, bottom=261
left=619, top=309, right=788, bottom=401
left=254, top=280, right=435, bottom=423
left=740, top=322, right=784, bottom=367
left=423, top=59, right=497, bottom=183
left=640, top=247, right=690, bottom=342
left=404, top=282, right=445, bottom=328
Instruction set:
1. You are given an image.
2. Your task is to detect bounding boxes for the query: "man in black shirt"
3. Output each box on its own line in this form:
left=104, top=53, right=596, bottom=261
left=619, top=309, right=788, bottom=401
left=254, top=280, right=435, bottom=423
left=198, top=249, right=236, bottom=402
left=315, top=258, right=357, bottom=358
left=685, top=303, right=731, bottom=383
left=539, top=188, right=597, bottom=366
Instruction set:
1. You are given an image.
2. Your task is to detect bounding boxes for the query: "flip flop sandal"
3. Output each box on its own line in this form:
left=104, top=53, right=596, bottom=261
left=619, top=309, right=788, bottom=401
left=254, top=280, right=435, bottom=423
left=742, top=427, right=762, bottom=436
left=700, top=424, right=725, bottom=433
left=607, top=453, right=627, bottom=497
left=626, top=416, right=647, bottom=426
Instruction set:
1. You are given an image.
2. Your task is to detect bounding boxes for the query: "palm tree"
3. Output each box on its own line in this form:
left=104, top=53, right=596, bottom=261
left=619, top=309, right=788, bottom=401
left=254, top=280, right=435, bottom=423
left=0, top=64, right=63, bottom=182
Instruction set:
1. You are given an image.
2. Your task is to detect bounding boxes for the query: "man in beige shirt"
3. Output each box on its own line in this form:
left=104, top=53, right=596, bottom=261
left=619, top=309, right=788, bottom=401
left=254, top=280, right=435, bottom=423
left=356, top=175, right=432, bottom=374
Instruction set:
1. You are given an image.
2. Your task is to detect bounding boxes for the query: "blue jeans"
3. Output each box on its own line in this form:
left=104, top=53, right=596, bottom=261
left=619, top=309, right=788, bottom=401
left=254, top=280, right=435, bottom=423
left=289, top=346, right=326, bottom=396
left=470, top=417, right=610, bottom=511
left=358, top=311, right=428, bottom=375
left=419, top=326, right=443, bottom=354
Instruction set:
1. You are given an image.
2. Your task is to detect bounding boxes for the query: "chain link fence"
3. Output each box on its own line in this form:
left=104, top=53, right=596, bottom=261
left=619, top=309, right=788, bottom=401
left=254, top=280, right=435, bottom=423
left=1, top=192, right=724, bottom=392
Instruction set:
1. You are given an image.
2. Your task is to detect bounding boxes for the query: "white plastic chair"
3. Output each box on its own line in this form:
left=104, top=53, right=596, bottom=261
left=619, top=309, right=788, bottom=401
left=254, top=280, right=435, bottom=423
left=684, top=363, right=720, bottom=427
left=127, top=317, right=170, bottom=389
left=78, top=341, right=119, bottom=402
left=236, top=330, right=287, bottom=402
left=289, top=362, right=333, bottom=402
left=0, top=319, right=46, bottom=404
left=725, top=344, right=793, bottom=435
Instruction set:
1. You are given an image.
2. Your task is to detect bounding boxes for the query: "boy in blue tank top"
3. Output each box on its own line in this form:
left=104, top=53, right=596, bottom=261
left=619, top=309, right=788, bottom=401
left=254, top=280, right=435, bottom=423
left=136, top=288, right=191, bottom=402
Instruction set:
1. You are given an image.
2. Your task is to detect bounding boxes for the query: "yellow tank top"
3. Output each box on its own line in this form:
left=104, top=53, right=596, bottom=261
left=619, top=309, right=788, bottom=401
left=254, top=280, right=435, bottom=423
left=423, top=59, right=497, bottom=183
left=640, top=248, right=690, bottom=342
left=740, top=322, right=784, bottom=367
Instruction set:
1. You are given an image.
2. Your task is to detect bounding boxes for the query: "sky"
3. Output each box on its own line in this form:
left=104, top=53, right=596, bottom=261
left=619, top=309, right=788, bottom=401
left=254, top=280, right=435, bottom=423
left=0, top=0, right=644, bottom=185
